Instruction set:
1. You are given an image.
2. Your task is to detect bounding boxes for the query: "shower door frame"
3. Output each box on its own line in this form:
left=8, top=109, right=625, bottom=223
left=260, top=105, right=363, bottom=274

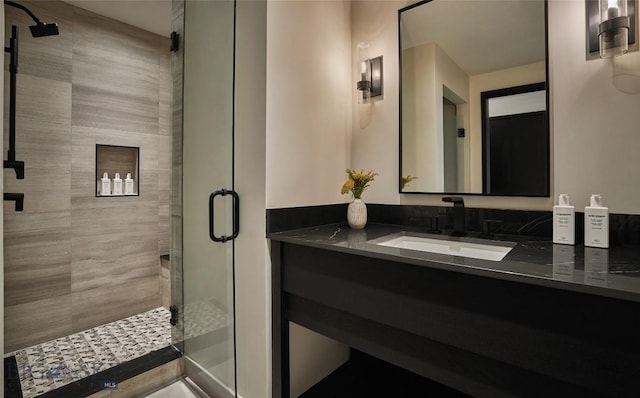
left=170, top=0, right=238, bottom=397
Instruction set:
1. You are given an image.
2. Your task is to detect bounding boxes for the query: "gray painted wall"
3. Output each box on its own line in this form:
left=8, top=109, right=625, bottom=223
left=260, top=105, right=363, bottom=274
left=3, top=0, right=170, bottom=352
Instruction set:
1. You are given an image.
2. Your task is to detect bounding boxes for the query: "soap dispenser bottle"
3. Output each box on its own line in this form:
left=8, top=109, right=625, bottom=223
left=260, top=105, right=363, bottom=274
left=553, top=194, right=575, bottom=245
left=113, top=173, right=123, bottom=195
left=585, top=194, right=609, bottom=248
left=100, top=172, right=111, bottom=196
left=124, top=172, right=134, bottom=195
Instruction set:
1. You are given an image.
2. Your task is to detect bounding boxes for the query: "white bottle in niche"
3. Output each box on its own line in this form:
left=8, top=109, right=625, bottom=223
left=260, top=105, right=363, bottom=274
left=113, top=173, right=123, bottom=195
left=585, top=194, right=609, bottom=248
left=553, top=194, right=575, bottom=245
left=124, top=172, right=135, bottom=195
left=100, top=172, right=111, bottom=196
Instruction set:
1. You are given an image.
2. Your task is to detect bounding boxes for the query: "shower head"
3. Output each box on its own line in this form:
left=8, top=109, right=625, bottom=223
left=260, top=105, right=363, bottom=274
left=4, top=1, right=60, bottom=37
left=29, top=23, right=59, bottom=37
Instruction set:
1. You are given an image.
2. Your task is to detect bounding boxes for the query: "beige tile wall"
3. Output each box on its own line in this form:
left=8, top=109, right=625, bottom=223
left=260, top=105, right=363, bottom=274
left=3, top=1, right=171, bottom=352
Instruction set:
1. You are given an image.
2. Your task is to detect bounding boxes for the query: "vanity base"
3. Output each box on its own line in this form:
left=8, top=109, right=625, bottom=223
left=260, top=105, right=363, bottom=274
left=271, top=240, right=640, bottom=398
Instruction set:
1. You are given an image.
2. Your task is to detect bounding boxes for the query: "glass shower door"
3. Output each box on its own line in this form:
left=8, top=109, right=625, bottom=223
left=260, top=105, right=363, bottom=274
left=170, top=0, right=237, bottom=397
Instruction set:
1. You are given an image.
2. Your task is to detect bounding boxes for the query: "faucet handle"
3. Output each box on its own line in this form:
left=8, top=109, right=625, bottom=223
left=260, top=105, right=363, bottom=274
left=426, top=216, right=441, bottom=234
left=482, top=219, right=503, bottom=238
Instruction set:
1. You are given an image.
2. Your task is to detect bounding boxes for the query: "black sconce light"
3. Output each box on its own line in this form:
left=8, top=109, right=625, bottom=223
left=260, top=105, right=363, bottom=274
left=356, top=42, right=383, bottom=103
left=587, top=0, right=637, bottom=59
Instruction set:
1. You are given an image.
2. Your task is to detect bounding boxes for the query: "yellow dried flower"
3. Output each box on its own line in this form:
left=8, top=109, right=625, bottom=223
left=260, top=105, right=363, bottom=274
left=401, top=175, right=418, bottom=189
left=341, top=169, right=377, bottom=199
left=341, top=179, right=354, bottom=195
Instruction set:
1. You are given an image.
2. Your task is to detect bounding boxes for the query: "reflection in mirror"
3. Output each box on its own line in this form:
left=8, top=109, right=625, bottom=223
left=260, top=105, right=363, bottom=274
left=399, top=0, right=549, bottom=196
left=482, top=83, right=548, bottom=196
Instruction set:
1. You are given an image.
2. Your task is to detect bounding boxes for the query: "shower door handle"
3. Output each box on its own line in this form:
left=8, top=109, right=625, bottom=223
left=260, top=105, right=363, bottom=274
left=209, top=189, right=240, bottom=242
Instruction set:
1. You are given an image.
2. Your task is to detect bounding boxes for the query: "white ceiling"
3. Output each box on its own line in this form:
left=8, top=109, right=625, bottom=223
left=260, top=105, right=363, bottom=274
left=401, top=0, right=546, bottom=76
left=63, top=0, right=172, bottom=37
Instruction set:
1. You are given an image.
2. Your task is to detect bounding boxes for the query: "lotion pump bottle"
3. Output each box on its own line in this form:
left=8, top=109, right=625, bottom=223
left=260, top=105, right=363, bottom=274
left=553, top=194, right=575, bottom=245
left=124, top=172, right=134, bottom=195
left=113, top=173, right=123, bottom=195
left=585, top=194, right=609, bottom=248
left=100, top=172, right=111, bottom=196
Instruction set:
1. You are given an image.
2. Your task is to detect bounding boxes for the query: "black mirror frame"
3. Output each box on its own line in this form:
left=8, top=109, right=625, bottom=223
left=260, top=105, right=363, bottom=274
left=397, top=0, right=550, bottom=197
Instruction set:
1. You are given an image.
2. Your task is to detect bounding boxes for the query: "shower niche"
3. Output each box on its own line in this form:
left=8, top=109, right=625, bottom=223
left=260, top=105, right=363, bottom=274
left=95, top=144, right=140, bottom=197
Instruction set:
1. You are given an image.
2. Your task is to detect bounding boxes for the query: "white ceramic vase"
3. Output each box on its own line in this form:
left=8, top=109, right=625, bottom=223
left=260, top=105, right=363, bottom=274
left=347, top=198, right=367, bottom=229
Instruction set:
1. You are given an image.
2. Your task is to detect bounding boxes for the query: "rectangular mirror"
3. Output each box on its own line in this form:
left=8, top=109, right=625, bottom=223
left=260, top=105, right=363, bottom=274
left=399, top=0, right=549, bottom=196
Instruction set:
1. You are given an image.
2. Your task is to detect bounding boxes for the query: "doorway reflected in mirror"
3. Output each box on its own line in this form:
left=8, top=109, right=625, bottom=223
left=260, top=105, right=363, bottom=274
left=399, top=0, right=549, bottom=197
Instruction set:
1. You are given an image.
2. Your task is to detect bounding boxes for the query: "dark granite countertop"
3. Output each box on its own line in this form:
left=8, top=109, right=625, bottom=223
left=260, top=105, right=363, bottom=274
left=268, top=223, right=640, bottom=303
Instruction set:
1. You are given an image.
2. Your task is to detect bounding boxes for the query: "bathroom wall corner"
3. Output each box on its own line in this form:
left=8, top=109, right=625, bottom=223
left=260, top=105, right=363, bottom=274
left=350, top=0, right=404, bottom=205
left=235, top=1, right=269, bottom=397
left=265, top=0, right=352, bottom=209
left=266, top=0, right=353, bottom=395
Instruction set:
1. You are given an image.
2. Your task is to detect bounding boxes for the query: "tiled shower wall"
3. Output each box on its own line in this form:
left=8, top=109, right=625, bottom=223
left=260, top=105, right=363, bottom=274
left=3, top=1, right=171, bottom=352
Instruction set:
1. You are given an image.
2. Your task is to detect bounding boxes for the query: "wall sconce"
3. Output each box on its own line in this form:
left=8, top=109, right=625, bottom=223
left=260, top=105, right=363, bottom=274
left=599, top=0, right=630, bottom=56
left=587, top=0, right=640, bottom=93
left=356, top=42, right=383, bottom=104
left=587, top=0, right=637, bottom=59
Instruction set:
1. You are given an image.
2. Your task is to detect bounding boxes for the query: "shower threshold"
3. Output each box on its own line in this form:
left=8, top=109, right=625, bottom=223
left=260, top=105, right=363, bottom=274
left=4, top=307, right=178, bottom=398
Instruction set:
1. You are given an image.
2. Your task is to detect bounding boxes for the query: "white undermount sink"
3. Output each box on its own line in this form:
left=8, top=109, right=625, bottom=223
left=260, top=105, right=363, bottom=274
left=372, top=233, right=515, bottom=262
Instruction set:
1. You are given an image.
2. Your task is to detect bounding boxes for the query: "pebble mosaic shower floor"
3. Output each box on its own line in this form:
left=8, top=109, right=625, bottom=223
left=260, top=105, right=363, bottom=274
left=5, top=307, right=172, bottom=398
left=4, top=299, right=231, bottom=398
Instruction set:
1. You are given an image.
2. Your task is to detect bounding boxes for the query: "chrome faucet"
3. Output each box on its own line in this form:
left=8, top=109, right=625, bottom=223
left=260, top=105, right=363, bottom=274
left=442, top=197, right=465, bottom=236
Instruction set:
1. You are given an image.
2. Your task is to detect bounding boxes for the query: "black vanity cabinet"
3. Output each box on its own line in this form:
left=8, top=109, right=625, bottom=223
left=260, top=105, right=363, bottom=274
left=270, top=236, right=640, bottom=398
